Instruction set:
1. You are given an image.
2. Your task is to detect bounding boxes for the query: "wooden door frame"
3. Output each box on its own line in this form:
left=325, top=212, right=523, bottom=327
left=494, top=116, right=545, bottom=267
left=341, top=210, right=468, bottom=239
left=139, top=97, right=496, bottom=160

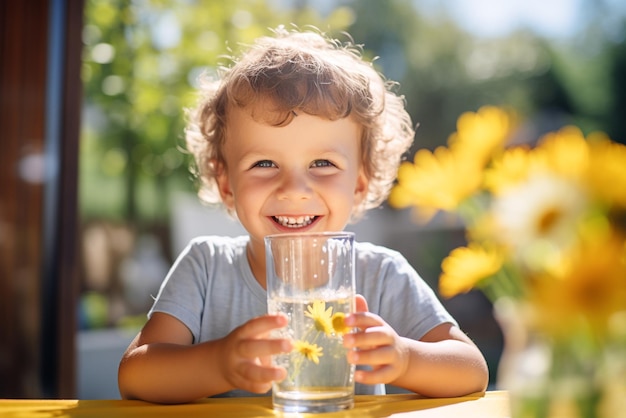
left=0, top=0, right=84, bottom=398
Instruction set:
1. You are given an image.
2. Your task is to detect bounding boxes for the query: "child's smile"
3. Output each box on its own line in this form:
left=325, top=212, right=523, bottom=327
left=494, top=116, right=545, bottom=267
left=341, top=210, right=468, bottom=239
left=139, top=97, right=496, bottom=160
left=272, top=215, right=320, bottom=229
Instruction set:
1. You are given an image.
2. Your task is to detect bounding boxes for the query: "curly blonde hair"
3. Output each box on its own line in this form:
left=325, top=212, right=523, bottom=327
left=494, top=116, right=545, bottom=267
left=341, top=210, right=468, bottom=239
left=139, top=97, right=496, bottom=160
left=185, top=26, right=415, bottom=221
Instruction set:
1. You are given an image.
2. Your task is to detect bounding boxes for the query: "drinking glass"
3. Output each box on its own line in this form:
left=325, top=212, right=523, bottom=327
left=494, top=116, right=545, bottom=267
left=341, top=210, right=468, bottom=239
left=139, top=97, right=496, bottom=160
left=265, top=231, right=356, bottom=413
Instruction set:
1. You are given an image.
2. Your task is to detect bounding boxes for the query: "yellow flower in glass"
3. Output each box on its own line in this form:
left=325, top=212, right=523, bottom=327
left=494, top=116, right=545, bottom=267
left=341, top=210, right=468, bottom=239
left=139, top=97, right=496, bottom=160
left=293, top=340, right=323, bottom=365
left=331, top=312, right=351, bottom=335
left=439, top=244, right=504, bottom=299
left=305, top=301, right=334, bottom=335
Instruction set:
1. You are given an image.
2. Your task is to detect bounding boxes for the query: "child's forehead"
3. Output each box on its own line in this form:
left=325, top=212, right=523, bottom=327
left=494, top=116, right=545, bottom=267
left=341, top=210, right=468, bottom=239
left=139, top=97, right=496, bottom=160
left=226, top=98, right=316, bottom=127
left=224, top=99, right=288, bottom=126
left=225, top=104, right=361, bottom=142
left=228, top=101, right=358, bottom=129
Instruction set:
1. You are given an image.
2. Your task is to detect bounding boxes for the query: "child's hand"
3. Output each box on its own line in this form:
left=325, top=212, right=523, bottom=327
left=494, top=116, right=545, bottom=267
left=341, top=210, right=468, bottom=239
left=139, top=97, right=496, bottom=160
left=217, top=314, right=292, bottom=394
left=343, top=295, right=410, bottom=385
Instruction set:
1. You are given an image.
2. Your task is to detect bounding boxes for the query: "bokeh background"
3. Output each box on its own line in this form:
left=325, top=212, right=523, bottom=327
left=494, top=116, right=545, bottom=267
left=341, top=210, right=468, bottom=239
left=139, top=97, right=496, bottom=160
left=3, top=0, right=625, bottom=400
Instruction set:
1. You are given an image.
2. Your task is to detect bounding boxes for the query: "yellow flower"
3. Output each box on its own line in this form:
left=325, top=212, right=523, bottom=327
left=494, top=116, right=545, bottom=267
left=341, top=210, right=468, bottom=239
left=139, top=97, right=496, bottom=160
left=483, top=147, right=534, bottom=195
left=389, top=146, right=482, bottom=222
left=448, top=105, right=516, bottom=163
left=293, top=340, right=323, bottom=364
left=439, top=244, right=503, bottom=298
left=390, top=104, right=626, bottom=338
left=533, top=126, right=590, bottom=180
left=305, top=300, right=333, bottom=335
left=331, top=312, right=351, bottom=335
left=485, top=127, right=602, bottom=196
left=586, top=135, right=626, bottom=208
left=528, top=233, right=626, bottom=339
left=389, top=106, right=516, bottom=223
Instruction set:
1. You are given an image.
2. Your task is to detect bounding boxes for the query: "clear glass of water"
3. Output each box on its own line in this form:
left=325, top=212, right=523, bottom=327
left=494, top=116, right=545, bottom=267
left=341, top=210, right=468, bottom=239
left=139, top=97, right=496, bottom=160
left=265, top=231, right=356, bottom=413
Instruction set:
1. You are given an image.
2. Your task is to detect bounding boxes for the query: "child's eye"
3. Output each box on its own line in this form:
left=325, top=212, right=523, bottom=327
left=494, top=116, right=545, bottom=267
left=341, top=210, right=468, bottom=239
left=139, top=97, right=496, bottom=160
left=251, top=160, right=275, bottom=169
left=311, top=159, right=335, bottom=168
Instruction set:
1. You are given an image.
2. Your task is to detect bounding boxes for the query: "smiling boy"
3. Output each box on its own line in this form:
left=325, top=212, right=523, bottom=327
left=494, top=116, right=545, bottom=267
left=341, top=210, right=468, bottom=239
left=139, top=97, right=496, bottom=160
left=118, top=26, right=488, bottom=404
left=219, top=108, right=366, bottom=286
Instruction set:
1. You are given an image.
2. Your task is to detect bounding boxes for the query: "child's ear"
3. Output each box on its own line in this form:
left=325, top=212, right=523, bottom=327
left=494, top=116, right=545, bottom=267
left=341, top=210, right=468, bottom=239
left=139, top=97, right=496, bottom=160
left=215, top=162, right=235, bottom=210
left=353, top=169, right=369, bottom=205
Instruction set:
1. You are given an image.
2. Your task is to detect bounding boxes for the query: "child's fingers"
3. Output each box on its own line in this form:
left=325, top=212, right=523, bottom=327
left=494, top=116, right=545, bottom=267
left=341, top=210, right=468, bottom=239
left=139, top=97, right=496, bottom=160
left=244, top=381, right=274, bottom=394
left=343, top=327, right=393, bottom=350
left=354, top=365, right=395, bottom=385
left=236, top=314, right=288, bottom=339
left=354, top=294, right=369, bottom=313
left=236, top=361, right=286, bottom=387
left=347, top=345, right=396, bottom=365
left=237, top=338, right=292, bottom=358
left=345, top=311, right=383, bottom=329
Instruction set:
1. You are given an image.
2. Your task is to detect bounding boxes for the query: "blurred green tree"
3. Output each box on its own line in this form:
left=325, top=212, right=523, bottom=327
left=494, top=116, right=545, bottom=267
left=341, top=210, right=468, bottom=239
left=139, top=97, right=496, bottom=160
left=344, top=0, right=625, bottom=148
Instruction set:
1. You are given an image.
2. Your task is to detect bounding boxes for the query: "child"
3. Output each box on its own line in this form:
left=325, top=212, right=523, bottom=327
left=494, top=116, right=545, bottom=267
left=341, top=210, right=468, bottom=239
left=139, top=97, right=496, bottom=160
left=118, top=26, right=488, bottom=404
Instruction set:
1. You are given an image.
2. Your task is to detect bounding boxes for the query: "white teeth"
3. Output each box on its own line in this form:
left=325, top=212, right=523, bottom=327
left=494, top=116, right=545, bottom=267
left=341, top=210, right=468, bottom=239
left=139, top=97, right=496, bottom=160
left=274, top=215, right=316, bottom=228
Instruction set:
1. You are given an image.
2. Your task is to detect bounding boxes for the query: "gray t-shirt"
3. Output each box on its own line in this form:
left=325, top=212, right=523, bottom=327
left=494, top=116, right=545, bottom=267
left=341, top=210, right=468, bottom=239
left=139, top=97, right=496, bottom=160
left=149, top=235, right=457, bottom=397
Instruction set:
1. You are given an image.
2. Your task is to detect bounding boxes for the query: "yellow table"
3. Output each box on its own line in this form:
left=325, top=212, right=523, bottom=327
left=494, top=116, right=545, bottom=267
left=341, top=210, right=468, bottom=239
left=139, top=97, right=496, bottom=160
left=1, top=391, right=510, bottom=417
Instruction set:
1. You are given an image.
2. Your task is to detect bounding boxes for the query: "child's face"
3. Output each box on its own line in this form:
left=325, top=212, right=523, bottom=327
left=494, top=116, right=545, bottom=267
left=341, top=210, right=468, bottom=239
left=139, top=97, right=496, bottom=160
left=217, top=105, right=368, bottom=247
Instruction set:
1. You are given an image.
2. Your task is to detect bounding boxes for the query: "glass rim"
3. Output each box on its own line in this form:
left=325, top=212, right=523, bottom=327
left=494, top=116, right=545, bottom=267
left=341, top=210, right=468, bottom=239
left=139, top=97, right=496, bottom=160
left=264, top=231, right=355, bottom=241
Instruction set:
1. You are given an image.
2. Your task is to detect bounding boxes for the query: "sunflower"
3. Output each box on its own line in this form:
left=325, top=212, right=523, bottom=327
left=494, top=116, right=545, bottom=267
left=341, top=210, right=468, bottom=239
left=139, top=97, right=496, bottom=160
left=293, top=340, right=323, bottom=365
left=304, top=300, right=333, bottom=335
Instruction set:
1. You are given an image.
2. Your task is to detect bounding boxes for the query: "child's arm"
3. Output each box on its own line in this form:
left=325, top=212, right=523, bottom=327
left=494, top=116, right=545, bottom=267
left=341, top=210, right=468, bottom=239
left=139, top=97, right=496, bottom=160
left=343, top=295, right=488, bottom=397
left=118, top=312, right=292, bottom=404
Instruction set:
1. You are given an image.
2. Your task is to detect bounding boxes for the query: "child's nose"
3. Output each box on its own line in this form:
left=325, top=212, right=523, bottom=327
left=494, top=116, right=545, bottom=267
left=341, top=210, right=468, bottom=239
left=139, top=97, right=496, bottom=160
left=277, top=170, right=312, bottom=200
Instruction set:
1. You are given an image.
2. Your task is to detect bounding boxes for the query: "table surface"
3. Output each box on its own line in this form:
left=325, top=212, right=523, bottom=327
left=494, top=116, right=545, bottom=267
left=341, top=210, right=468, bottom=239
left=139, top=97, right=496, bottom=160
left=1, top=391, right=510, bottom=417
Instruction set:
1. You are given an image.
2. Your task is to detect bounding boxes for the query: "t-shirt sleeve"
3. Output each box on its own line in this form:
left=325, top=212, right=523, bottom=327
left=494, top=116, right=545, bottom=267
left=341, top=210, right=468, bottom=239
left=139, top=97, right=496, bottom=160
left=148, top=239, right=208, bottom=342
left=359, top=245, right=457, bottom=341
